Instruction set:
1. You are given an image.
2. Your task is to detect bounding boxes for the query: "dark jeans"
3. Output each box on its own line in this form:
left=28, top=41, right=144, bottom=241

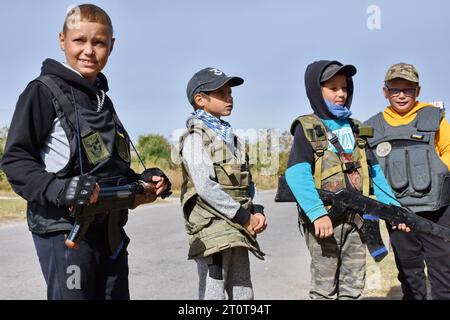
left=32, top=226, right=130, bottom=300
left=387, top=205, right=450, bottom=300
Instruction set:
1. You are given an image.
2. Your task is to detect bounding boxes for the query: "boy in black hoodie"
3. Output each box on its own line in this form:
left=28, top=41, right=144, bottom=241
left=1, top=4, right=169, bottom=300
left=285, top=60, right=405, bottom=299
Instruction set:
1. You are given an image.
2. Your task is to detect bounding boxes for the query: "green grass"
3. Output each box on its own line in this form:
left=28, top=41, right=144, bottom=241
left=0, top=196, right=27, bottom=222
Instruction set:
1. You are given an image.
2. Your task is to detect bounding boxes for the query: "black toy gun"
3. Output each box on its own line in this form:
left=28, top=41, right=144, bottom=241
left=319, top=188, right=450, bottom=243
left=274, top=175, right=450, bottom=261
left=65, top=174, right=172, bottom=249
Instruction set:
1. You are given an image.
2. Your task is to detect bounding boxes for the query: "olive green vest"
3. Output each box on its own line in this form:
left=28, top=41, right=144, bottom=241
left=179, top=120, right=264, bottom=260
left=291, top=114, right=373, bottom=223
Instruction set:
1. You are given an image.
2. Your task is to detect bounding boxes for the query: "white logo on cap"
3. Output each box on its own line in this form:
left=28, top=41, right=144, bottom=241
left=209, top=68, right=223, bottom=76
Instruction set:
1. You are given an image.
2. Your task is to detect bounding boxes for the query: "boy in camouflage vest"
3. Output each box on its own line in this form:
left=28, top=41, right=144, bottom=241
left=178, top=67, right=267, bottom=300
left=285, top=60, right=407, bottom=299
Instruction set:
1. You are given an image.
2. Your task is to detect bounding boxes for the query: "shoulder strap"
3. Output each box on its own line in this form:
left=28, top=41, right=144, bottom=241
left=179, top=121, right=217, bottom=156
left=106, top=101, right=131, bottom=142
left=34, top=75, right=91, bottom=137
left=293, top=114, right=328, bottom=156
left=364, top=112, right=386, bottom=147
left=348, top=118, right=370, bottom=149
left=416, top=106, right=443, bottom=132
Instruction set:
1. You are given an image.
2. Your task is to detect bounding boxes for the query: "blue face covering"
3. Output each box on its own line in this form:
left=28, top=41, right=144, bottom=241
left=325, top=100, right=352, bottom=119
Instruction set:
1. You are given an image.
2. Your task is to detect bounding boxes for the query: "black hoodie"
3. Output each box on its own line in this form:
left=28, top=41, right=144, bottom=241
left=305, top=60, right=354, bottom=120
left=288, top=60, right=372, bottom=169
left=1, top=59, right=136, bottom=234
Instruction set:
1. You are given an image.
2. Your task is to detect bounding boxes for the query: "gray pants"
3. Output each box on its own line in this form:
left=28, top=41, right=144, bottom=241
left=304, top=222, right=366, bottom=300
left=196, top=247, right=253, bottom=300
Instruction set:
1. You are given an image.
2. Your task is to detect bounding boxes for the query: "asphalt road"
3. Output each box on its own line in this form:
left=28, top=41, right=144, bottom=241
left=0, top=191, right=311, bottom=300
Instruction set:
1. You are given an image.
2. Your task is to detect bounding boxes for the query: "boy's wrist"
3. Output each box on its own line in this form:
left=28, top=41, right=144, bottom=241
left=232, top=206, right=252, bottom=226
left=252, top=204, right=265, bottom=216
left=308, top=206, right=328, bottom=223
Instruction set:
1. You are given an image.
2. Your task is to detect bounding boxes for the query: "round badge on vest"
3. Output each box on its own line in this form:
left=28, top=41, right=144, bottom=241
left=376, top=142, right=392, bottom=157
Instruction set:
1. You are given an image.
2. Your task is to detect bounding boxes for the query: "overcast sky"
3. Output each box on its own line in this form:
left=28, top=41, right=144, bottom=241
left=1, top=0, right=449, bottom=144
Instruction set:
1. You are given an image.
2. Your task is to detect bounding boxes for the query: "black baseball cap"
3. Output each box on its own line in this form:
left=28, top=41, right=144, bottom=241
left=320, top=63, right=357, bottom=82
left=186, top=67, right=244, bottom=105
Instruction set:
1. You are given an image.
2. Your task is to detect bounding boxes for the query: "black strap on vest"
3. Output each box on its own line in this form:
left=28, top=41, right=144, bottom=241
left=322, top=123, right=362, bottom=193
left=35, top=75, right=92, bottom=138
left=107, top=101, right=132, bottom=143
left=416, top=106, right=442, bottom=132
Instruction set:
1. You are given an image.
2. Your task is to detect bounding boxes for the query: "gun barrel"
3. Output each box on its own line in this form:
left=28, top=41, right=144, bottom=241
left=318, top=188, right=450, bottom=242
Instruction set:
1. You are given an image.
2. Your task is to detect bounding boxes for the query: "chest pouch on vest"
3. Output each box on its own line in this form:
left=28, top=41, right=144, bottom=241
left=114, top=127, right=130, bottom=163
left=306, top=127, right=327, bottom=156
left=386, top=148, right=431, bottom=193
left=214, top=163, right=248, bottom=186
left=81, top=131, right=110, bottom=165
left=408, top=148, right=431, bottom=192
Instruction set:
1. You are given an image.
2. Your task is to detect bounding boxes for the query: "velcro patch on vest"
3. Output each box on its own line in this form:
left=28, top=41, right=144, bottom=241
left=411, top=134, right=425, bottom=140
left=82, top=131, right=110, bottom=165
left=359, top=126, right=374, bottom=138
left=115, top=130, right=130, bottom=163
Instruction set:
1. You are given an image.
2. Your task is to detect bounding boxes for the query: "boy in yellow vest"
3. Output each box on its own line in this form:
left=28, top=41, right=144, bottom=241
left=178, top=67, right=267, bottom=300
left=365, top=63, right=450, bottom=300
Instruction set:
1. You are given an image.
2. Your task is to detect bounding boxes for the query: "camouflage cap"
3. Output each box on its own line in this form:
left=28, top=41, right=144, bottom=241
left=385, top=63, right=419, bottom=83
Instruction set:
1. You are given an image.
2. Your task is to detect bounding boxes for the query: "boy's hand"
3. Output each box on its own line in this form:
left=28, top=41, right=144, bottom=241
left=131, top=179, right=158, bottom=209
left=140, top=168, right=172, bottom=198
left=244, top=214, right=260, bottom=237
left=151, top=176, right=166, bottom=196
left=57, top=174, right=99, bottom=207
left=89, top=183, right=100, bottom=205
left=313, top=215, right=334, bottom=238
left=253, top=213, right=267, bottom=234
left=392, top=223, right=411, bottom=233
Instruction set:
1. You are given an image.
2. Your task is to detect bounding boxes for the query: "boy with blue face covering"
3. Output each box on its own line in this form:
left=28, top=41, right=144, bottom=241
left=285, top=60, right=406, bottom=299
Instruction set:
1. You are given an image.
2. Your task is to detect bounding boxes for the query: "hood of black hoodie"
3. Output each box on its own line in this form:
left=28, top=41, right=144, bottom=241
left=304, top=60, right=354, bottom=120
left=40, top=58, right=109, bottom=99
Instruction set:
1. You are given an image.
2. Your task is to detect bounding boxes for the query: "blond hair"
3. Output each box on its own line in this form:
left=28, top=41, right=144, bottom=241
left=63, top=4, right=113, bottom=36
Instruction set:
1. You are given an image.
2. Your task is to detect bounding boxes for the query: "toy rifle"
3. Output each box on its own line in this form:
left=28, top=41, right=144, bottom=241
left=319, top=188, right=450, bottom=243
left=275, top=175, right=450, bottom=261
left=65, top=181, right=172, bottom=249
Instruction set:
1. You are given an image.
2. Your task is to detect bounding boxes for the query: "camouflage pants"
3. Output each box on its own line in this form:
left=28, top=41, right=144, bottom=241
left=304, top=221, right=366, bottom=300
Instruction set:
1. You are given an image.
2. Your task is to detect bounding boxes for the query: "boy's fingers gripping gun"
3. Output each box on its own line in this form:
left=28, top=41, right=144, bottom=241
left=65, top=181, right=148, bottom=249
left=65, top=169, right=172, bottom=249
left=319, top=188, right=450, bottom=243
left=140, top=167, right=172, bottom=199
